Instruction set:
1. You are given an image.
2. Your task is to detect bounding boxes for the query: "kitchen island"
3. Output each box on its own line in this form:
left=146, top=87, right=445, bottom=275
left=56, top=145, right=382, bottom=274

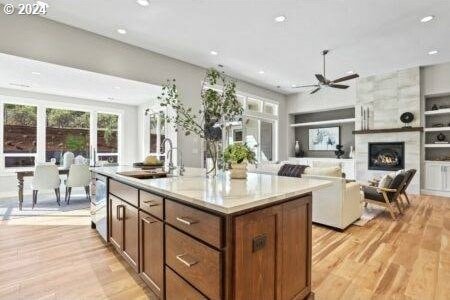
left=91, top=166, right=331, bottom=300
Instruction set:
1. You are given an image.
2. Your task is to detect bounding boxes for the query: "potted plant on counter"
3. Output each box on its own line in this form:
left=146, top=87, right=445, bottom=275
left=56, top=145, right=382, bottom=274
left=223, top=143, right=256, bottom=179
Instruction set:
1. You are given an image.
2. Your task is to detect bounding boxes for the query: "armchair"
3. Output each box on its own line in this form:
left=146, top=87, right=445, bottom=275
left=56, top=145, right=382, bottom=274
left=361, top=172, right=407, bottom=220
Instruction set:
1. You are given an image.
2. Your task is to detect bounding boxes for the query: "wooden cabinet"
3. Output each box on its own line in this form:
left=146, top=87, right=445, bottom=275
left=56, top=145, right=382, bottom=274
left=234, top=196, right=312, bottom=300
left=140, top=211, right=164, bottom=298
left=140, top=190, right=163, bottom=220
left=166, top=267, right=207, bottom=300
left=109, top=195, right=123, bottom=250
left=108, top=194, right=139, bottom=272
left=122, top=201, right=139, bottom=270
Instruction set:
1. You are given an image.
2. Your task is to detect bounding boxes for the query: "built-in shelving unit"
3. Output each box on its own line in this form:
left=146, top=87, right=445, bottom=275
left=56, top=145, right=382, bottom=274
left=290, top=118, right=355, bottom=127
left=424, top=127, right=450, bottom=132
left=424, top=108, right=450, bottom=116
left=424, top=144, right=450, bottom=148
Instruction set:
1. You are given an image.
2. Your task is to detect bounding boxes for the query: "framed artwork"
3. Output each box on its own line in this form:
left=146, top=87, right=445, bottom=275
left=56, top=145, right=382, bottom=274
left=309, top=127, right=340, bottom=150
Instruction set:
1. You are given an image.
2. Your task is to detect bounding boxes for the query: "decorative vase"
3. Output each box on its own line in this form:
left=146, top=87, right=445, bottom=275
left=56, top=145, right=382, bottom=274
left=432, top=104, right=439, bottom=111
left=230, top=162, right=247, bottom=179
left=437, top=133, right=446, bottom=142
left=63, top=151, right=74, bottom=169
left=205, top=140, right=220, bottom=177
left=349, top=146, right=355, bottom=159
left=294, top=141, right=301, bottom=157
left=334, top=145, right=345, bottom=159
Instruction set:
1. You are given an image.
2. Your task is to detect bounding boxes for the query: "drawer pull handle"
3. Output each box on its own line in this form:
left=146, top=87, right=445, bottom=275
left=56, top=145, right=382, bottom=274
left=142, top=217, right=157, bottom=224
left=176, top=217, right=198, bottom=226
left=176, top=254, right=198, bottom=267
left=143, top=200, right=159, bottom=207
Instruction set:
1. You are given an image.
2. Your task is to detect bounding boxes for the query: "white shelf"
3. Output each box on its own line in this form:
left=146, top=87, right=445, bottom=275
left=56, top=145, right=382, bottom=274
left=424, top=127, right=450, bottom=132
left=424, top=144, right=450, bottom=148
left=290, top=118, right=355, bottom=127
left=424, top=108, right=450, bottom=116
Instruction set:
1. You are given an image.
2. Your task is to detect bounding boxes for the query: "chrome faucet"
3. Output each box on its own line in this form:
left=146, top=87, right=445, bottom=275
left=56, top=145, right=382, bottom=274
left=161, top=138, right=176, bottom=175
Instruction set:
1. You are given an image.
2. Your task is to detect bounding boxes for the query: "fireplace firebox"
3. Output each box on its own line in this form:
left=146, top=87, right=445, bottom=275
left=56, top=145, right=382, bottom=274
left=368, top=142, right=405, bottom=171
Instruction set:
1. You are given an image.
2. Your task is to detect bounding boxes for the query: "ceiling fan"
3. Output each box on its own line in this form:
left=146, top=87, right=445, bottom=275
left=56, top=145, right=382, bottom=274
left=293, top=50, right=359, bottom=94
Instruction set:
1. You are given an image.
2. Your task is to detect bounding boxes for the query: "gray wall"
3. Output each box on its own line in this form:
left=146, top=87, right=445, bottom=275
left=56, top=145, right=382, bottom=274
left=0, top=10, right=287, bottom=167
left=293, top=108, right=355, bottom=158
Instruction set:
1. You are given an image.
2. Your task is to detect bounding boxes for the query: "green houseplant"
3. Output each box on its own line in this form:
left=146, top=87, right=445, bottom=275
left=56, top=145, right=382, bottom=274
left=158, top=68, right=243, bottom=176
left=223, top=143, right=256, bottom=179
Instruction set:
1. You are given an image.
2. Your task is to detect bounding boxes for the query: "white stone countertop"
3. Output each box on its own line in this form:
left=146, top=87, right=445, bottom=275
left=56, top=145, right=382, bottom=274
left=92, top=165, right=332, bottom=214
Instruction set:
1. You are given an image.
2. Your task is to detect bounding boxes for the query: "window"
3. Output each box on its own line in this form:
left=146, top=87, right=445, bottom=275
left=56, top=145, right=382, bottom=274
left=263, top=103, right=278, bottom=115
left=46, top=108, right=90, bottom=164
left=247, top=98, right=262, bottom=112
left=3, top=104, right=37, bottom=168
left=260, top=121, right=273, bottom=161
left=245, top=118, right=259, bottom=156
left=97, top=113, right=119, bottom=163
left=148, top=111, right=166, bottom=157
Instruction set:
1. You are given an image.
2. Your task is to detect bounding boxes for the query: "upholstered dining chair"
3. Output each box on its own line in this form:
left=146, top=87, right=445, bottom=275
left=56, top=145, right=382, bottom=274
left=361, top=172, right=407, bottom=220
left=65, top=164, right=91, bottom=204
left=31, top=165, right=61, bottom=208
left=398, top=169, right=416, bottom=208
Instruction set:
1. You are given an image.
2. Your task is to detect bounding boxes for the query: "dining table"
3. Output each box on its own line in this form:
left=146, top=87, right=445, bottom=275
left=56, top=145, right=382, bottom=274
left=16, top=168, right=70, bottom=210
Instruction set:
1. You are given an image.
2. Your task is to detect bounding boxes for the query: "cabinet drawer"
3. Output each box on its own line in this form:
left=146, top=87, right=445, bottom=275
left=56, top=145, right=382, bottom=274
left=110, top=179, right=138, bottom=207
left=166, top=226, right=221, bottom=300
left=140, top=190, right=163, bottom=219
left=165, top=200, right=222, bottom=248
left=166, top=267, right=206, bottom=300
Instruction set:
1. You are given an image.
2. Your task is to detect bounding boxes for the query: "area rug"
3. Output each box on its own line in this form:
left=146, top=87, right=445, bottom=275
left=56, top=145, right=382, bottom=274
left=353, top=205, right=385, bottom=226
left=0, top=192, right=90, bottom=221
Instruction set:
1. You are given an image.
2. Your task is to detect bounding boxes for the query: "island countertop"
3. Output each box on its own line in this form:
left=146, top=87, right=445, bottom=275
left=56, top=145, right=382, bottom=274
left=92, top=165, right=331, bottom=214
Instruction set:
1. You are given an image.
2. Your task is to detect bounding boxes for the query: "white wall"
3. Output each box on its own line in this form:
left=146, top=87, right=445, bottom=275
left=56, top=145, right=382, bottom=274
left=422, top=62, right=450, bottom=96
left=0, top=11, right=286, bottom=166
left=0, top=87, right=138, bottom=198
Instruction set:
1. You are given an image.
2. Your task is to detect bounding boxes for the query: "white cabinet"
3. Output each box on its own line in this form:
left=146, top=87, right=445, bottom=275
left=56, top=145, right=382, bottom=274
left=444, top=166, right=450, bottom=192
left=424, top=161, right=450, bottom=194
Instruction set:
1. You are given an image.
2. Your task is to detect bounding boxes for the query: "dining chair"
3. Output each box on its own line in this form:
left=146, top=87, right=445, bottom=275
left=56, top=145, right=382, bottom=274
left=65, top=164, right=91, bottom=204
left=31, top=165, right=61, bottom=208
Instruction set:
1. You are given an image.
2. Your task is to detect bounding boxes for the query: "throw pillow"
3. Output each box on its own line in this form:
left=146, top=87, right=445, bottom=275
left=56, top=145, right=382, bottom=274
left=377, top=174, right=393, bottom=192
left=304, top=166, right=342, bottom=178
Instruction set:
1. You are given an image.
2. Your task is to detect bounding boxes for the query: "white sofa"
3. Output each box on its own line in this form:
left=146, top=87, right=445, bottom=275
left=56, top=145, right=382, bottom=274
left=303, top=173, right=362, bottom=230
left=249, top=162, right=362, bottom=230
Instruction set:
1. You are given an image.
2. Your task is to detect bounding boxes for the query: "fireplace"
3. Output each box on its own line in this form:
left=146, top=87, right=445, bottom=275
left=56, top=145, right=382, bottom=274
left=368, top=142, right=405, bottom=171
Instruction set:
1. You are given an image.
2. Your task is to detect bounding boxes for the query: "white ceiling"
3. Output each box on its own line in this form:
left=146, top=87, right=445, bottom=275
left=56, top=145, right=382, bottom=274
left=3, top=0, right=450, bottom=94
left=0, top=53, right=162, bottom=105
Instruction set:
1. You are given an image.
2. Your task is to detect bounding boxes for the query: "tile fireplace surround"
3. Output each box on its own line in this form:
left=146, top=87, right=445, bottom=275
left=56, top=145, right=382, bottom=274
left=354, top=67, right=421, bottom=194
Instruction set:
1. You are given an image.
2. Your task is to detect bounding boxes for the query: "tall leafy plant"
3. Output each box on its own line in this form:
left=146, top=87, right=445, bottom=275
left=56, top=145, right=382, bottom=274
left=158, top=68, right=243, bottom=175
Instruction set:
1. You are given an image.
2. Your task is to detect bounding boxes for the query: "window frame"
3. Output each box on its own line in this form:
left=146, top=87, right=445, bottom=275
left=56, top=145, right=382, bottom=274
left=96, top=111, right=121, bottom=164
left=0, top=96, right=124, bottom=172
left=143, top=107, right=167, bottom=160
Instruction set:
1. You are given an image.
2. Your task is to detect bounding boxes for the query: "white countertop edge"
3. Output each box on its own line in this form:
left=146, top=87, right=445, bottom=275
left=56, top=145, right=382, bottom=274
left=93, top=168, right=332, bottom=214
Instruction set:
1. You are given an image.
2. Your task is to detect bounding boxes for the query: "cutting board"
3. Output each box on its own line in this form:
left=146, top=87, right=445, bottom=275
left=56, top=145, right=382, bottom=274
left=117, top=170, right=167, bottom=179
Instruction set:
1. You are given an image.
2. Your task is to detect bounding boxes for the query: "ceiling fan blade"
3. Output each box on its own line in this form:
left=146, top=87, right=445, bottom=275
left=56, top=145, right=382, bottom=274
left=315, top=74, right=326, bottom=84
left=293, top=84, right=319, bottom=88
left=331, top=73, right=359, bottom=83
left=310, top=87, right=321, bottom=94
left=329, top=83, right=349, bottom=89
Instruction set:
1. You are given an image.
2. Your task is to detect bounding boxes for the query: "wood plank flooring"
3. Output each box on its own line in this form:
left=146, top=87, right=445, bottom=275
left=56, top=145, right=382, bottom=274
left=0, top=194, right=449, bottom=299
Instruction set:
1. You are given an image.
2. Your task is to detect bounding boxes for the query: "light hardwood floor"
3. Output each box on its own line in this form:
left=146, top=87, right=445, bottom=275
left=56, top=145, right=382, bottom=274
left=0, top=194, right=449, bottom=299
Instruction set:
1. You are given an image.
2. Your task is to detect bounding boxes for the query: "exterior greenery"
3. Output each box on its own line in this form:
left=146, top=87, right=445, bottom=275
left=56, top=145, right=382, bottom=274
left=223, top=143, right=256, bottom=165
left=4, top=104, right=37, bottom=126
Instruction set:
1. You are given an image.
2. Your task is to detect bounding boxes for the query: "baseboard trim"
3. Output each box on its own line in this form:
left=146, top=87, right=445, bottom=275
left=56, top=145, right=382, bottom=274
left=421, top=189, right=450, bottom=197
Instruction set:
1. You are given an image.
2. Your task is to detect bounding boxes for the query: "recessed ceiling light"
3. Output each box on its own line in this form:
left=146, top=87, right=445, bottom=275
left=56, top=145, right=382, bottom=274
left=136, top=0, right=150, bottom=7
left=114, top=86, right=121, bottom=90
left=274, top=15, right=287, bottom=23
left=117, top=28, right=127, bottom=35
left=31, top=71, right=41, bottom=75
left=428, top=50, right=438, bottom=55
left=36, top=1, right=49, bottom=8
left=107, top=97, right=115, bottom=100
left=258, top=70, right=265, bottom=74
left=420, top=15, right=435, bottom=23
left=210, top=50, right=218, bottom=56
left=347, top=70, right=354, bottom=74
left=291, top=84, right=297, bottom=88
left=218, top=64, right=224, bottom=68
